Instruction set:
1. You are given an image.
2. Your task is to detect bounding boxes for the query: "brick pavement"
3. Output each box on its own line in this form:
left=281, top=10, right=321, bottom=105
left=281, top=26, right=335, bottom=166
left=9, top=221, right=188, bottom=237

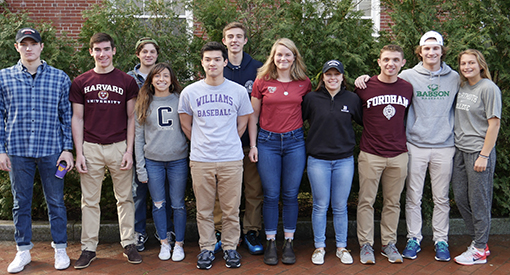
left=1, top=234, right=510, bottom=274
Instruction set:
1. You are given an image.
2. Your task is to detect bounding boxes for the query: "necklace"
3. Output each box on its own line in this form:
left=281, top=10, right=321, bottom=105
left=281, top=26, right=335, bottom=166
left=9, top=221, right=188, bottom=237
left=280, top=81, right=291, bottom=96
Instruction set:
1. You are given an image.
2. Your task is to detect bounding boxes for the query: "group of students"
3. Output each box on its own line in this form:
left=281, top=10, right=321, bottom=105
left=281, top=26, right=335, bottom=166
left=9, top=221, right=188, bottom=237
left=0, top=22, right=501, bottom=274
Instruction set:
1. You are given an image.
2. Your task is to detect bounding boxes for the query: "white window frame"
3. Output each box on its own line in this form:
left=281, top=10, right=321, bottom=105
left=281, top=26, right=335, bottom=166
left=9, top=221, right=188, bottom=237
left=127, top=0, right=193, bottom=31
left=353, top=0, right=380, bottom=36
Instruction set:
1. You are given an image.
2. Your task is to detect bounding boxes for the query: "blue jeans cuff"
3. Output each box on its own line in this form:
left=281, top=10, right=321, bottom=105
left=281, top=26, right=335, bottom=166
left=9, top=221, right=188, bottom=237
left=265, top=230, right=277, bottom=236
left=17, top=242, right=34, bottom=251
left=283, top=228, right=296, bottom=234
left=336, top=242, right=347, bottom=248
left=315, top=242, right=326, bottom=248
left=51, top=241, right=67, bottom=249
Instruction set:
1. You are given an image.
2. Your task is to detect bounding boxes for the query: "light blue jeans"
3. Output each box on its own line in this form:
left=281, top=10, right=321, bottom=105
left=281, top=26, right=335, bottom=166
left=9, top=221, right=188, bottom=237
left=10, top=153, right=67, bottom=250
left=145, top=158, right=188, bottom=243
left=307, top=155, right=354, bottom=248
left=256, top=127, right=306, bottom=235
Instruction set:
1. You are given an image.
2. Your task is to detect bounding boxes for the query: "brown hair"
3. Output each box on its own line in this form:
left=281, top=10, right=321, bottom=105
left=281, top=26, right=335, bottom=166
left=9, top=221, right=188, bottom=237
left=89, top=33, right=115, bottom=49
left=380, top=44, right=405, bottom=59
left=135, top=37, right=160, bottom=55
left=315, top=72, right=349, bottom=92
left=415, top=45, right=447, bottom=62
left=135, top=63, right=182, bottom=124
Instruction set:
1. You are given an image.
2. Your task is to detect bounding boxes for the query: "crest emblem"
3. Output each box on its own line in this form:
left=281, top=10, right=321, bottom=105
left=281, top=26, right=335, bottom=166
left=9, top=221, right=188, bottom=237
left=98, top=91, right=109, bottom=100
left=268, top=86, right=277, bottom=93
left=383, top=104, right=396, bottom=120
left=245, top=80, right=254, bottom=95
left=428, top=84, right=439, bottom=92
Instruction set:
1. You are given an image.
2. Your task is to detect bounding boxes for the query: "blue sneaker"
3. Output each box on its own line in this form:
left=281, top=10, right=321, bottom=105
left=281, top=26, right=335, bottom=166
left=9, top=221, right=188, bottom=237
left=435, top=241, right=451, bottom=261
left=214, top=231, right=222, bottom=254
left=135, top=232, right=148, bottom=252
left=197, top=250, right=215, bottom=269
left=243, top=231, right=264, bottom=255
left=223, top=249, right=242, bottom=268
left=402, top=238, right=421, bottom=259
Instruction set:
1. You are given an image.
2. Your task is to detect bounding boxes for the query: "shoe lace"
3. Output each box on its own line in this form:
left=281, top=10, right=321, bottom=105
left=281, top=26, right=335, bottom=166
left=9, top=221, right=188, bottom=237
left=246, top=232, right=260, bottom=245
left=198, top=250, right=214, bottom=260
left=385, top=243, right=399, bottom=254
left=55, top=248, right=67, bottom=259
left=406, top=239, right=419, bottom=251
left=138, top=233, right=146, bottom=242
left=436, top=242, right=448, bottom=253
left=126, top=244, right=137, bottom=253
left=224, top=250, right=241, bottom=260
left=313, top=249, right=324, bottom=257
left=361, top=244, right=373, bottom=254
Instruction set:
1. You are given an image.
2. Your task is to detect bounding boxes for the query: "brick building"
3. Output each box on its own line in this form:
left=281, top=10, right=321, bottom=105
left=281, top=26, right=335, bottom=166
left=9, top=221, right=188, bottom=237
left=1, top=0, right=391, bottom=39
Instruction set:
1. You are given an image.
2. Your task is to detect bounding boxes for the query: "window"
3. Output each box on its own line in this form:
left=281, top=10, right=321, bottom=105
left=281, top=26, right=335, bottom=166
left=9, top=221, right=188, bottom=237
left=353, top=0, right=380, bottom=35
left=126, top=0, right=193, bottom=29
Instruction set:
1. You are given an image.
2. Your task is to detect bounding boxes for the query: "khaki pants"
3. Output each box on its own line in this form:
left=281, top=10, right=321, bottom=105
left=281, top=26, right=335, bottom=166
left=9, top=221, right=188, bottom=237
left=80, top=141, right=136, bottom=251
left=357, top=151, right=408, bottom=246
left=405, top=143, right=454, bottom=243
left=213, top=147, right=263, bottom=234
left=191, top=160, right=243, bottom=251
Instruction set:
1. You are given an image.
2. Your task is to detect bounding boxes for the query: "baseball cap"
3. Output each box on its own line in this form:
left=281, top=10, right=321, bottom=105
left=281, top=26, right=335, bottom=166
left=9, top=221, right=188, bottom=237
left=135, top=37, right=159, bottom=51
left=16, top=28, right=42, bottom=43
left=419, top=31, right=443, bottom=46
left=322, top=60, right=344, bottom=74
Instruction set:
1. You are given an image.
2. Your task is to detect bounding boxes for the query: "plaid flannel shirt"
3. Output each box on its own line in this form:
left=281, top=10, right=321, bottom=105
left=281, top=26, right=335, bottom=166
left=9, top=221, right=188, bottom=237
left=0, top=60, right=72, bottom=157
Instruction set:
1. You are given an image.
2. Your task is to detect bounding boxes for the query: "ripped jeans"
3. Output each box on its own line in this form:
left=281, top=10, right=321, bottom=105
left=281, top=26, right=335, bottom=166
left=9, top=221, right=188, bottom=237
left=145, top=158, right=188, bottom=243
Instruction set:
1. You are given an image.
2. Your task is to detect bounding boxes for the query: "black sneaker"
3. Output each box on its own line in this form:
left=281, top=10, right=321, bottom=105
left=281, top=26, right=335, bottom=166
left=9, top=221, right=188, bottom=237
left=197, top=250, right=215, bottom=269
left=244, top=230, right=264, bottom=255
left=74, top=250, right=96, bottom=269
left=123, top=244, right=142, bottom=264
left=281, top=239, right=296, bottom=264
left=223, top=249, right=242, bottom=268
left=136, top=232, right=148, bottom=252
left=263, top=239, right=278, bottom=265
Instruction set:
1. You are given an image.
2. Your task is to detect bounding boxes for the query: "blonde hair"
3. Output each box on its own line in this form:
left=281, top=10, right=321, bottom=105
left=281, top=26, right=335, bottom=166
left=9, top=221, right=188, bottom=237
left=135, top=63, right=182, bottom=124
left=257, top=38, right=307, bottom=81
left=458, top=49, right=492, bottom=87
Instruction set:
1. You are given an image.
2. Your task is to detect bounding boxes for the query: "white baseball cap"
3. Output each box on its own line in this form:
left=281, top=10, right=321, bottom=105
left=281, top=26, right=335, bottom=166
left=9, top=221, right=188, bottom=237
left=419, top=31, right=443, bottom=46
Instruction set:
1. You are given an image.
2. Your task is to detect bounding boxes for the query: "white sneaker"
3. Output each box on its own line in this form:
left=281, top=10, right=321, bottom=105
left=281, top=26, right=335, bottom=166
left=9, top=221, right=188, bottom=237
left=336, top=248, right=353, bottom=264
left=454, top=244, right=487, bottom=265
left=7, top=250, right=31, bottom=273
left=172, top=244, right=185, bottom=262
left=311, top=249, right=325, bottom=265
left=159, top=243, right=171, bottom=261
left=54, top=247, right=70, bottom=270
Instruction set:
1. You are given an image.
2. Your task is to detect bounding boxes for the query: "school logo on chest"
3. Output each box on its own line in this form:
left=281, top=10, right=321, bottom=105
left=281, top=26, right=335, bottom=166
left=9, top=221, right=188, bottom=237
left=383, top=105, right=396, bottom=120
left=98, top=91, right=109, bottom=100
left=268, top=86, right=277, bottom=93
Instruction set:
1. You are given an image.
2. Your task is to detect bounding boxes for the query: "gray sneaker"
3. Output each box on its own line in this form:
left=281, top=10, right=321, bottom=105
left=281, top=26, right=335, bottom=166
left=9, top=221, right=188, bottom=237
left=360, top=243, right=375, bottom=264
left=381, top=242, right=403, bottom=263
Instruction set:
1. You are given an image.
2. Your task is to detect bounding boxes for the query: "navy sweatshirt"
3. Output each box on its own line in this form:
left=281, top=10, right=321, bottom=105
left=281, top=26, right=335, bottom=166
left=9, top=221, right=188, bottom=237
left=224, top=52, right=263, bottom=146
left=302, top=86, right=363, bottom=160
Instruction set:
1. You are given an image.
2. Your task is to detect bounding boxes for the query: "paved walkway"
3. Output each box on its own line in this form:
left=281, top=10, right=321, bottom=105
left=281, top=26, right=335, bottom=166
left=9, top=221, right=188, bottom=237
left=1, top=234, right=509, bottom=274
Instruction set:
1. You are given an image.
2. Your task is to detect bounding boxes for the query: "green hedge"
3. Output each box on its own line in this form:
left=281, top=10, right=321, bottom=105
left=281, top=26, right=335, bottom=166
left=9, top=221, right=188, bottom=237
left=0, top=0, right=509, bottom=221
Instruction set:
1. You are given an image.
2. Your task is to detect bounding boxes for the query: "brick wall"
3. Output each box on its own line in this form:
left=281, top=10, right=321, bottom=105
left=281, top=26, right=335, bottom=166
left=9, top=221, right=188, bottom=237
left=1, top=0, right=394, bottom=39
left=2, top=0, right=102, bottom=39
left=380, top=9, right=393, bottom=32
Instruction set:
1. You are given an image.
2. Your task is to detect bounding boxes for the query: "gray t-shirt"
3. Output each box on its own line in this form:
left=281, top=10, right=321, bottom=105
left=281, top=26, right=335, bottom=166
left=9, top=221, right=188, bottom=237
left=135, top=93, right=189, bottom=182
left=178, top=79, right=253, bottom=162
left=454, top=78, right=502, bottom=153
